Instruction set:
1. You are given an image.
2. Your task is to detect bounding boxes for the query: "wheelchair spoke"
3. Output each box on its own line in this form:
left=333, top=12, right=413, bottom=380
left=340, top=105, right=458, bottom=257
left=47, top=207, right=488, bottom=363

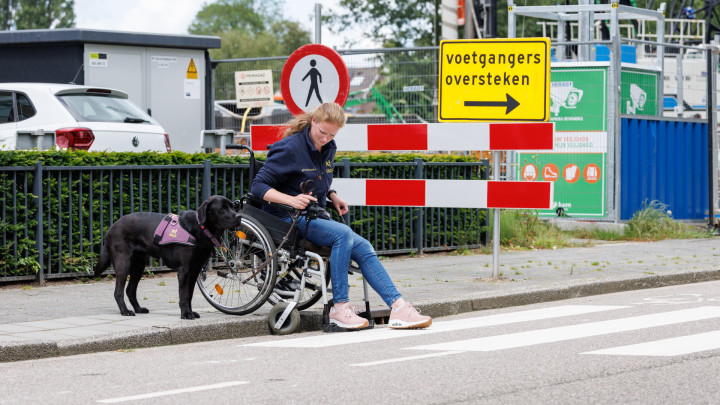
left=196, top=214, right=278, bottom=315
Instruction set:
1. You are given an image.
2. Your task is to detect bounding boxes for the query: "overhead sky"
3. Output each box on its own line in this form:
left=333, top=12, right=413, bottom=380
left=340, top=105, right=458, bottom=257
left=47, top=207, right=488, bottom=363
left=73, top=0, right=367, bottom=48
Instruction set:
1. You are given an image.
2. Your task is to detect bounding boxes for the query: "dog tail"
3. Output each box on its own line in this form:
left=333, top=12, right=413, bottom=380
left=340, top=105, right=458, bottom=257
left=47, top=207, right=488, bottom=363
left=94, top=242, right=111, bottom=276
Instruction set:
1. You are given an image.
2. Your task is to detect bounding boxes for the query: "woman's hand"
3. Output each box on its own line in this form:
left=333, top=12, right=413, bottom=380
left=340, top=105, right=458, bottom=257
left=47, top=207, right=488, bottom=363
left=330, top=193, right=349, bottom=215
left=291, top=192, right=317, bottom=209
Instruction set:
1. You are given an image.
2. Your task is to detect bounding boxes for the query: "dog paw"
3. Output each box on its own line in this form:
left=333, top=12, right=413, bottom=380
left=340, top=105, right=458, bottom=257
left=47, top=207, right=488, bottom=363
left=121, top=310, right=136, bottom=316
left=192, top=312, right=200, bottom=318
left=181, top=312, right=196, bottom=320
left=135, top=307, right=149, bottom=314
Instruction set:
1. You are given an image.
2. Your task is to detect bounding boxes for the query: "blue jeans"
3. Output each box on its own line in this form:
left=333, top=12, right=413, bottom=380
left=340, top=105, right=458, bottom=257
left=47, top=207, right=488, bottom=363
left=291, top=216, right=402, bottom=308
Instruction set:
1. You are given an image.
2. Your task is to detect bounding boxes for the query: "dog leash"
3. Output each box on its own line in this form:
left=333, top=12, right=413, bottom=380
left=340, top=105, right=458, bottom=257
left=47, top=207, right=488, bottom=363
left=196, top=212, right=225, bottom=249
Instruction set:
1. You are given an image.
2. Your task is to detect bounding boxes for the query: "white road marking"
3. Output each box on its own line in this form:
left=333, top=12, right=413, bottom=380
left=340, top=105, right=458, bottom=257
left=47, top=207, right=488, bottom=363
left=193, top=358, right=254, bottom=364
left=349, top=351, right=464, bottom=367
left=408, top=306, right=720, bottom=352
left=96, top=381, right=248, bottom=403
left=242, top=305, right=627, bottom=348
left=584, top=330, right=720, bottom=356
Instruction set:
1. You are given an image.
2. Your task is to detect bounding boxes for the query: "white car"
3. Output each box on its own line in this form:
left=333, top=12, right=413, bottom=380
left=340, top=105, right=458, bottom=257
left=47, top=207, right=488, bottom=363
left=0, top=83, right=171, bottom=152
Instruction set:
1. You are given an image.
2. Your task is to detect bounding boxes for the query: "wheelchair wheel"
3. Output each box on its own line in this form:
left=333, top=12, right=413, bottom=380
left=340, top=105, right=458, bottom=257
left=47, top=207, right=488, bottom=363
left=197, top=214, right=278, bottom=315
left=267, top=257, right=330, bottom=311
left=268, top=302, right=301, bottom=335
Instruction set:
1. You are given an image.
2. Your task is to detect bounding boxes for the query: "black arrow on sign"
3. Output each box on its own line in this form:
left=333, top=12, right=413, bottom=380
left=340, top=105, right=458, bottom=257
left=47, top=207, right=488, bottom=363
left=464, top=94, right=520, bottom=114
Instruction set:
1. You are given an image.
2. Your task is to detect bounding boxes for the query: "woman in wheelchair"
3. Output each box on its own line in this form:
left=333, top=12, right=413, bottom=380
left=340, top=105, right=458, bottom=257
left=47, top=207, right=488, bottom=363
left=250, top=102, right=432, bottom=330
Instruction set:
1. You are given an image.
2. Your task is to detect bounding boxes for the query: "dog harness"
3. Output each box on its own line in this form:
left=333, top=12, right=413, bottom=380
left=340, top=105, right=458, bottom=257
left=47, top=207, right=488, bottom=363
left=153, top=214, right=197, bottom=246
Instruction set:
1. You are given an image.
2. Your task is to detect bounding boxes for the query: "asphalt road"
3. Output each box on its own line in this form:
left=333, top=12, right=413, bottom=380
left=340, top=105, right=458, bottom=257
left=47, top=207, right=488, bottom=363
left=4, top=281, right=720, bottom=404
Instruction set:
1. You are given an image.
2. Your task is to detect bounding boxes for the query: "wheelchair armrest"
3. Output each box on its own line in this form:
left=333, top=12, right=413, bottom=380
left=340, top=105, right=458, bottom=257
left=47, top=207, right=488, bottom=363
left=246, top=193, right=296, bottom=213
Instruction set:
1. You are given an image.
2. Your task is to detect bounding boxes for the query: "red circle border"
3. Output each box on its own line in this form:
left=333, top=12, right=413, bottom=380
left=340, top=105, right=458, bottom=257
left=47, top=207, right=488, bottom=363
left=280, top=44, right=350, bottom=116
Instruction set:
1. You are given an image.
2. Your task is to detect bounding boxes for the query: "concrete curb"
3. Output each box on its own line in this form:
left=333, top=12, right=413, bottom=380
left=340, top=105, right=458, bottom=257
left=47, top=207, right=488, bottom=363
left=3, top=269, right=720, bottom=362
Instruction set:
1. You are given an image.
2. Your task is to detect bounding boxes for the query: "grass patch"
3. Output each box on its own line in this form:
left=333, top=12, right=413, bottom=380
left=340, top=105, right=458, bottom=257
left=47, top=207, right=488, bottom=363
left=490, top=200, right=713, bottom=249
left=624, top=200, right=709, bottom=240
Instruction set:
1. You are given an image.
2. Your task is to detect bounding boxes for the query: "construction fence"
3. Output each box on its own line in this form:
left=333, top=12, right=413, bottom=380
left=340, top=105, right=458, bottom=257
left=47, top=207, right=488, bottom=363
left=211, top=23, right=719, bottom=223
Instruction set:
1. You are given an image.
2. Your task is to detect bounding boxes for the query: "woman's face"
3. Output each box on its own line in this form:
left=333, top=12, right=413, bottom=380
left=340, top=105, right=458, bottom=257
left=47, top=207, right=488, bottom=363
left=309, top=118, right=339, bottom=150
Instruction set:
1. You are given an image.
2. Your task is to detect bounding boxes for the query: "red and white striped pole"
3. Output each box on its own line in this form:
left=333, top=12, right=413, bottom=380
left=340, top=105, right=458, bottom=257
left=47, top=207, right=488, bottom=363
left=250, top=122, right=554, bottom=152
left=332, top=179, right=553, bottom=209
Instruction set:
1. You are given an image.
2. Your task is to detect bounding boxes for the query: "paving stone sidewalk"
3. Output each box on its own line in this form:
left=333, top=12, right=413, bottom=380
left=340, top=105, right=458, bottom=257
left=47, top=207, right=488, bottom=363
left=1, top=238, right=718, bottom=362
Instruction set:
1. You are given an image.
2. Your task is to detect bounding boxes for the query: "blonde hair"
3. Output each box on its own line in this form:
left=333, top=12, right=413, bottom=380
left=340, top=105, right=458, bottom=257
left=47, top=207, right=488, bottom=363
left=281, top=102, right=346, bottom=139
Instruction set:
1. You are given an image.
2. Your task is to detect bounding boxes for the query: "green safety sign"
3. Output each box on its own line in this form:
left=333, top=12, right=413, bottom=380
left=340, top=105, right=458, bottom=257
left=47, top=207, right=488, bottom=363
left=549, top=68, right=606, bottom=131
left=517, top=153, right=606, bottom=217
left=621, top=68, right=658, bottom=116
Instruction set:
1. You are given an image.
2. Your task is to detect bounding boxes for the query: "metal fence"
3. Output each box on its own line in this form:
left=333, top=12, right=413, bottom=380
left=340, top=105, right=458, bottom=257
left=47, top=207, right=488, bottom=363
left=214, top=38, right=719, bottom=222
left=212, top=47, right=439, bottom=131
left=0, top=159, right=488, bottom=283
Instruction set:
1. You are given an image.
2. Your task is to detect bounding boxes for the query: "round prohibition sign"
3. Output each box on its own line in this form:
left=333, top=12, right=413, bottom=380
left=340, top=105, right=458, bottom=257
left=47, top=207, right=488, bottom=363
left=281, top=44, right=350, bottom=116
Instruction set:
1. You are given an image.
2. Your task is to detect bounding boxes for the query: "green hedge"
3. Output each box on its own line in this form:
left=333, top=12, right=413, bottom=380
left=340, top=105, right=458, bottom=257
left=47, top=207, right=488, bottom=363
left=1, top=150, right=486, bottom=279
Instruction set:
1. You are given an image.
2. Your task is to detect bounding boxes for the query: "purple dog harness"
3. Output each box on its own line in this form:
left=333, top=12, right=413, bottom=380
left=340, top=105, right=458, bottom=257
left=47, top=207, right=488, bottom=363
left=153, top=214, right=197, bottom=246
left=153, top=213, right=224, bottom=248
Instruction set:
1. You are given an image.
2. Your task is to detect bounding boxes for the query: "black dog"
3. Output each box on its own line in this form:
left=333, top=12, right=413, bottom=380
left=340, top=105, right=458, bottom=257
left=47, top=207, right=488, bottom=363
left=94, top=195, right=242, bottom=319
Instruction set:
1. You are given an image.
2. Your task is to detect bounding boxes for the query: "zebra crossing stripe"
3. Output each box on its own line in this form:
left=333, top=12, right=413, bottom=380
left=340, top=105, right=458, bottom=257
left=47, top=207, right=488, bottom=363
left=583, top=330, right=720, bottom=357
left=241, top=305, right=626, bottom=348
left=408, top=306, right=720, bottom=352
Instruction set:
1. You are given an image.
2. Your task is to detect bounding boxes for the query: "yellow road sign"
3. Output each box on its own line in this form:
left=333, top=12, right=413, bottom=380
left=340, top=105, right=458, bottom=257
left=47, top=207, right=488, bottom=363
left=439, top=38, right=550, bottom=122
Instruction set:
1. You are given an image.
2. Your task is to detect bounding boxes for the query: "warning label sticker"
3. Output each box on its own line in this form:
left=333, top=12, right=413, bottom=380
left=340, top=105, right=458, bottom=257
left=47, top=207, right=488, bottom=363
left=186, top=58, right=198, bottom=80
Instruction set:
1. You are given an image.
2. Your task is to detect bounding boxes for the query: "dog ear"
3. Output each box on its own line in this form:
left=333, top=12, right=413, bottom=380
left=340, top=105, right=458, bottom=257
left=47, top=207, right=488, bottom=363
left=197, top=197, right=212, bottom=224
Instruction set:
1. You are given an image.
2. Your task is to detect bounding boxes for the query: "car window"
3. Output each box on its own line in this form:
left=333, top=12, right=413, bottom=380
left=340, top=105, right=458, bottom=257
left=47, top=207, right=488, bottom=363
left=0, top=91, right=14, bottom=123
left=57, top=94, right=154, bottom=124
left=16, top=93, right=35, bottom=121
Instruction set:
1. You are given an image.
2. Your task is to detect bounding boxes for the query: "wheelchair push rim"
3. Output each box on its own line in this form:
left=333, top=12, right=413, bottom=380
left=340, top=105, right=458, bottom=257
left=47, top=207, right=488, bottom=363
left=197, top=214, right=278, bottom=315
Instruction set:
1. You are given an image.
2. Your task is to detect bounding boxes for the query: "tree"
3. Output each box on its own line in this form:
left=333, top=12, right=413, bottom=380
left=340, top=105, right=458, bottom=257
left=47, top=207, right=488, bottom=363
left=188, top=0, right=311, bottom=59
left=1, top=0, right=74, bottom=30
left=324, top=0, right=440, bottom=48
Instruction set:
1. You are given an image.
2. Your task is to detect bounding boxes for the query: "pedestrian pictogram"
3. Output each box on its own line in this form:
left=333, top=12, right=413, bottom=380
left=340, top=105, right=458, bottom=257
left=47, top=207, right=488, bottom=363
left=438, top=38, right=550, bottom=122
left=281, top=44, right=350, bottom=116
left=186, top=58, right=198, bottom=80
left=303, top=59, right=323, bottom=106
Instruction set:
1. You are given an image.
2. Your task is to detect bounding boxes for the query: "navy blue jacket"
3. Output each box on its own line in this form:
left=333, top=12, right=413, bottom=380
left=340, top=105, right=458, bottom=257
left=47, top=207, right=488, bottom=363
left=250, top=125, right=336, bottom=219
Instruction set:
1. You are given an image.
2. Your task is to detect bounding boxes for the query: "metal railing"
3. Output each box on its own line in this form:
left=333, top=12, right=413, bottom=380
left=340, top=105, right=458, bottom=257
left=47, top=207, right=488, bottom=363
left=1, top=158, right=488, bottom=283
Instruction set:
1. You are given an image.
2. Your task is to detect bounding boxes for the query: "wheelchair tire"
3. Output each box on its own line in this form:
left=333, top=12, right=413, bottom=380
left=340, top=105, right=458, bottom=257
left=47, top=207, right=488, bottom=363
left=197, top=214, right=278, bottom=315
left=267, top=258, right=330, bottom=311
left=268, top=302, right=301, bottom=335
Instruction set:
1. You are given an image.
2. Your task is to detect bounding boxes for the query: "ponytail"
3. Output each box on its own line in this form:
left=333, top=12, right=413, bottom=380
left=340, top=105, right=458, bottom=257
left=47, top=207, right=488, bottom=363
left=281, top=102, right=346, bottom=139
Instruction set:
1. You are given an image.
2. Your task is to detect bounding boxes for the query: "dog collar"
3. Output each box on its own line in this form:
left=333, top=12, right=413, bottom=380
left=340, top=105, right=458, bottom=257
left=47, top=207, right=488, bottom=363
left=196, top=212, right=223, bottom=248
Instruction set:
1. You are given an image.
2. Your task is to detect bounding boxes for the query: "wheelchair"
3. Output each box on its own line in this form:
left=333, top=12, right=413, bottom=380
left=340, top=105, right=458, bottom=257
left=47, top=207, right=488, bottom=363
left=196, top=146, right=375, bottom=335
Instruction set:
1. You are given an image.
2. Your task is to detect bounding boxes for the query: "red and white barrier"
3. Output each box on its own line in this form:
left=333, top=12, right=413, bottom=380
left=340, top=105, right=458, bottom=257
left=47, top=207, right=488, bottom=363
left=248, top=122, right=554, bottom=210
left=333, top=179, right=553, bottom=209
left=250, top=122, right=554, bottom=152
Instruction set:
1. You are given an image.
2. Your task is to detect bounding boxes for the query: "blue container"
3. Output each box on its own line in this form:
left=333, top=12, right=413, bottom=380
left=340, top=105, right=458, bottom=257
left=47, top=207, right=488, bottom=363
left=621, top=117, right=709, bottom=220
left=595, top=44, right=637, bottom=63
